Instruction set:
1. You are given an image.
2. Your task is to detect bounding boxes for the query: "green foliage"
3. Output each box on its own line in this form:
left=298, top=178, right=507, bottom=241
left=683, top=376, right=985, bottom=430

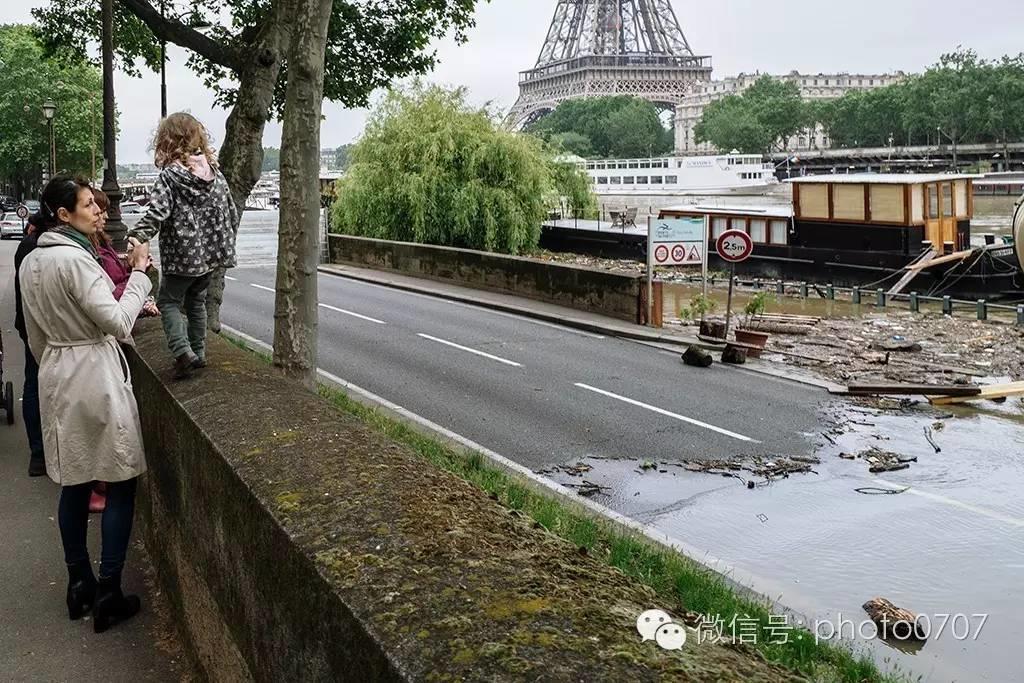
left=331, top=84, right=594, bottom=255
left=549, top=131, right=593, bottom=158
left=0, top=24, right=102, bottom=194
left=333, top=143, right=354, bottom=171
left=695, top=76, right=806, bottom=153
left=742, top=291, right=769, bottom=328
left=819, top=49, right=1024, bottom=149
left=527, top=96, right=673, bottom=158
left=261, top=146, right=280, bottom=172
left=32, top=0, right=482, bottom=118
left=679, top=293, right=716, bottom=322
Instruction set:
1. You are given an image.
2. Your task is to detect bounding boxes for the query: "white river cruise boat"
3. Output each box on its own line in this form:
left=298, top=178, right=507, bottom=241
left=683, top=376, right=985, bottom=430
left=579, top=153, right=779, bottom=196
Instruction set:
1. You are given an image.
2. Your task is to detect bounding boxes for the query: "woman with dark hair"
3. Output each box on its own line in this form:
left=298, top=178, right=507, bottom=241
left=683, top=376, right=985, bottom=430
left=19, top=176, right=154, bottom=633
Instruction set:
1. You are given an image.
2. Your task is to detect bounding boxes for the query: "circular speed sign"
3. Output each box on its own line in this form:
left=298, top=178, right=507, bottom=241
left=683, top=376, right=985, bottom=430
left=715, top=229, right=754, bottom=263
left=16, top=204, right=29, bottom=220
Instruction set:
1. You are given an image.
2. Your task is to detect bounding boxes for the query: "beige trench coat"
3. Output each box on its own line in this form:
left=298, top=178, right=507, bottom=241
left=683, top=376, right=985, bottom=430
left=19, top=232, right=153, bottom=486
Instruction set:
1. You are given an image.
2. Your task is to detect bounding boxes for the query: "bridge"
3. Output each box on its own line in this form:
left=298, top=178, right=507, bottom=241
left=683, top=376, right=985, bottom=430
left=769, top=141, right=1024, bottom=175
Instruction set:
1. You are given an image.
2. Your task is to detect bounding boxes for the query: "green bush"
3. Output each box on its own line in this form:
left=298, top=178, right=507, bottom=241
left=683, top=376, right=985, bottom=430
left=331, top=83, right=594, bottom=255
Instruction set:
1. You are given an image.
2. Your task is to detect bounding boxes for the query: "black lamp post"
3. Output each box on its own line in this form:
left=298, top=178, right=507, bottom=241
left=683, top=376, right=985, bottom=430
left=42, top=99, right=57, bottom=178
left=160, top=0, right=167, bottom=118
left=101, top=0, right=126, bottom=250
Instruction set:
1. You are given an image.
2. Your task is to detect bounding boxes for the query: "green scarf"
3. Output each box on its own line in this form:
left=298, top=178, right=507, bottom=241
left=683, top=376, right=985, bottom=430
left=52, top=224, right=100, bottom=262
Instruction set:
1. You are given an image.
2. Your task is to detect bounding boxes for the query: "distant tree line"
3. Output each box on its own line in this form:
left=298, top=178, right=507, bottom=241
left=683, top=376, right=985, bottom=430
left=526, top=96, right=674, bottom=159
left=695, top=49, right=1024, bottom=155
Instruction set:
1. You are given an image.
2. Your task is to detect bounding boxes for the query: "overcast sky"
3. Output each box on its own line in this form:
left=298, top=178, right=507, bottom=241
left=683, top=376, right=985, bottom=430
left=9, top=0, right=1024, bottom=163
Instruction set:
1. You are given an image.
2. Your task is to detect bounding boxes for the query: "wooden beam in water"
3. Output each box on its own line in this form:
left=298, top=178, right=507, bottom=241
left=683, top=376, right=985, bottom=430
left=928, top=382, right=1024, bottom=405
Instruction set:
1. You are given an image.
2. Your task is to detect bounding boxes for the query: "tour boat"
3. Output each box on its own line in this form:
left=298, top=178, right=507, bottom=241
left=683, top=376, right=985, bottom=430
left=578, top=153, right=779, bottom=196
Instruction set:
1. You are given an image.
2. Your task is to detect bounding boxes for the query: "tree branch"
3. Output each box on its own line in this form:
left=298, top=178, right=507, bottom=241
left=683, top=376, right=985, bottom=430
left=119, top=0, right=244, bottom=72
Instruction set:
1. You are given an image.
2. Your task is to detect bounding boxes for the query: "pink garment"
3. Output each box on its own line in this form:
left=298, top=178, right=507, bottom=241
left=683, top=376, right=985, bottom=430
left=97, top=243, right=132, bottom=299
left=186, top=153, right=215, bottom=181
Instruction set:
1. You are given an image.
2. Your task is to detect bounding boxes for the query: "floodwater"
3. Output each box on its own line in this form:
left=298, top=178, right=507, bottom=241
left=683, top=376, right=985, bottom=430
left=124, top=209, right=291, bottom=268
left=543, top=397, right=1024, bottom=681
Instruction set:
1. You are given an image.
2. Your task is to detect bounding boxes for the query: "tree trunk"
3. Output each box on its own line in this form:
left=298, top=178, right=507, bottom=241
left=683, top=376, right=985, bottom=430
left=273, top=0, right=332, bottom=388
left=206, top=22, right=285, bottom=333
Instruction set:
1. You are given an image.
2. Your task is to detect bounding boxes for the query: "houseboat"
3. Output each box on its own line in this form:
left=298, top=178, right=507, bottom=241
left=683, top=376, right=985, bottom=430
left=579, top=153, right=779, bottom=196
left=657, top=173, right=1022, bottom=300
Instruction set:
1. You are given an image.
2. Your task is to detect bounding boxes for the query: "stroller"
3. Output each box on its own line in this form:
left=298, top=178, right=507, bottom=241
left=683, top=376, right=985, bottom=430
left=0, top=330, right=14, bottom=425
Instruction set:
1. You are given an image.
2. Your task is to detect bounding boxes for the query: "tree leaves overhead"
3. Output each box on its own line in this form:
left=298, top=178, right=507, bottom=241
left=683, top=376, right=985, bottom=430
left=0, top=25, right=103, bottom=194
left=332, top=84, right=594, bottom=255
left=527, top=96, right=673, bottom=159
left=33, top=0, right=481, bottom=118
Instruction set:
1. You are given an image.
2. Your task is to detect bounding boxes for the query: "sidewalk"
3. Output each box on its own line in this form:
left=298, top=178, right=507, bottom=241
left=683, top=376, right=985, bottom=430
left=1, top=244, right=186, bottom=682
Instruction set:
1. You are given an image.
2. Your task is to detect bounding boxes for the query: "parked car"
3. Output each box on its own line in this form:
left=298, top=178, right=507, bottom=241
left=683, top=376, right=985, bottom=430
left=0, top=212, right=26, bottom=240
left=23, top=200, right=40, bottom=215
left=120, top=201, right=144, bottom=214
left=0, top=196, right=15, bottom=212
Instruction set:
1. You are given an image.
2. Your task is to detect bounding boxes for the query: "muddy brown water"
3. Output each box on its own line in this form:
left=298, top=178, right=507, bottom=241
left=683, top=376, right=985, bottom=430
left=544, top=398, right=1024, bottom=682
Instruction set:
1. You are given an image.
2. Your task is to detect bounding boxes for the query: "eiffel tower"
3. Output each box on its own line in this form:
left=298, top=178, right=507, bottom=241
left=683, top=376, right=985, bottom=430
left=508, top=0, right=712, bottom=127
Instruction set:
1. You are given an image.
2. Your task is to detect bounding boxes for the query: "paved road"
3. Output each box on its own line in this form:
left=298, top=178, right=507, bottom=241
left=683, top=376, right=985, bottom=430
left=222, top=265, right=823, bottom=471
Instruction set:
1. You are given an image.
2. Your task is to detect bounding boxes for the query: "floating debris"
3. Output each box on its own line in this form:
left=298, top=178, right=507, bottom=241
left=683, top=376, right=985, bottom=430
left=679, top=455, right=820, bottom=486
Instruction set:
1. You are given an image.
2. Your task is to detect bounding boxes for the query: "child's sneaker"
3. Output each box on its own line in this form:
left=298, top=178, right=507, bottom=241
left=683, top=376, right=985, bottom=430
left=173, top=353, right=195, bottom=380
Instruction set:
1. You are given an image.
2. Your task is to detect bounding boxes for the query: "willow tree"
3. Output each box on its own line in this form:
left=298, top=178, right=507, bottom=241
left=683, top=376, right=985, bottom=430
left=333, top=84, right=594, bottom=255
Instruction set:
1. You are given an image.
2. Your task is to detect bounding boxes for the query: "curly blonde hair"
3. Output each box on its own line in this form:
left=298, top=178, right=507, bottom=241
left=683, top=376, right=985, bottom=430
left=152, top=112, right=217, bottom=169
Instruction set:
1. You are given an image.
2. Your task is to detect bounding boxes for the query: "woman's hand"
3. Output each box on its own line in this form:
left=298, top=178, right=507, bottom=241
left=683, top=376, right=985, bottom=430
left=128, top=240, right=151, bottom=271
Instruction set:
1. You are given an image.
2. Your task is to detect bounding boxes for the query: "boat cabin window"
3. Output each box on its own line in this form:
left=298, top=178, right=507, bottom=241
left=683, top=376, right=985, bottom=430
left=586, top=163, right=595, bottom=170
left=750, top=219, right=767, bottom=243
left=617, top=162, right=628, bottom=169
left=610, top=177, right=621, bottom=184
left=640, top=161, right=651, bottom=168
left=666, top=176, right=678, bottom=184
left=623, top=176, right=635, bottom=184
left=770, top=220, right=787, bottom=244
left=712, top=217, right=728, bottom=238
left=636, top=176, right=648, bottom=184
left=628, top=162, right=639, bottom=169
left=595, top=163, right=606, bottom=170
left=596, top=177, right=608, bottom=185
left=650, top=176, right=663, bottom=184
left=942, top=183, right=953, bottom=216
left=928, top=184, right=939, bottom=217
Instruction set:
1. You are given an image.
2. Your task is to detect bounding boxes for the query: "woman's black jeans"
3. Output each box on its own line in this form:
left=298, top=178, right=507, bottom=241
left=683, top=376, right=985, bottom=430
left=58, top=478, right=138, bottom=578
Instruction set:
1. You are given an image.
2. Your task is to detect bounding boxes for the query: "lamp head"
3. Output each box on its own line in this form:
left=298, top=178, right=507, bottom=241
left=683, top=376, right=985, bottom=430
left=42, top=100, right=57, bottom=120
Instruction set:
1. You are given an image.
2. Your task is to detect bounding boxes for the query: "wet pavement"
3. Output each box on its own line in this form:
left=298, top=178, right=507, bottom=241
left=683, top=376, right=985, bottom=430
left=543, top=398, right=1024, bottom=682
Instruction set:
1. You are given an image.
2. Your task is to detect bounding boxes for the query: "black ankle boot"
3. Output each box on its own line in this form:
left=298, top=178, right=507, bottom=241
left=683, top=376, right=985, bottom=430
left=93, top=573, right=141, bottom=633
left=66, top=561, right=96, bottom=620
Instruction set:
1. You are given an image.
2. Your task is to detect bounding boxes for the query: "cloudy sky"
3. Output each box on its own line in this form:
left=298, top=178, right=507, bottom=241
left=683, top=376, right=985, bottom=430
left=8, top=0, right=1024, bottom=163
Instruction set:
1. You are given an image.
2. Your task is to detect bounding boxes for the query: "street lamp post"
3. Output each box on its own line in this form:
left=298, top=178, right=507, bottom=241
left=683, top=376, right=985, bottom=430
left=160, top=0, right=167, bottom=118
left=42, top=100, right=57, bottom=178
left=101, top=0, right=126, bottom=250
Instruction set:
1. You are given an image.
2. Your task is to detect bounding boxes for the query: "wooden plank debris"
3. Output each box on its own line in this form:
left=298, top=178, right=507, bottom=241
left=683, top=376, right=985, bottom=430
left=906, top=248, right=974, bottom=271
left=841, top=384, right=982, bottom=397
left=927, top=381, right=1024, bottom=405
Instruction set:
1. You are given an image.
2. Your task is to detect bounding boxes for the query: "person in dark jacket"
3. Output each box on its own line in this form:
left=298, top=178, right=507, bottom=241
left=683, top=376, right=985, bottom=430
left=128, top=112, right=238, bottom=380
left=14, top=218, right=46, bottom=477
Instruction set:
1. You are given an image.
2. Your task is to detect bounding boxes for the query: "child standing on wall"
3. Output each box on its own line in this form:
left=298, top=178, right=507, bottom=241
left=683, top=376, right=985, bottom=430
left=129, top=113, right=239, bottom=379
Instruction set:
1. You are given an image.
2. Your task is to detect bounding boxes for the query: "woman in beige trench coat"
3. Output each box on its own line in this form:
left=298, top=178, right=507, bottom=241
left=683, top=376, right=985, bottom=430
left=19, top=177, right=153, bottom=634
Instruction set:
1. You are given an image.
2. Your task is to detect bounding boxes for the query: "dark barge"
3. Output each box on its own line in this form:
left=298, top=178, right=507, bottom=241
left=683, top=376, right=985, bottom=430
left=655, top=173, right=1022, bottom=300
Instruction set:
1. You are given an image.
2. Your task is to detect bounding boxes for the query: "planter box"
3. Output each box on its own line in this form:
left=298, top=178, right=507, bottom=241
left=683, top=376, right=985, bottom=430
left=734, top=329, right=770, bottom=358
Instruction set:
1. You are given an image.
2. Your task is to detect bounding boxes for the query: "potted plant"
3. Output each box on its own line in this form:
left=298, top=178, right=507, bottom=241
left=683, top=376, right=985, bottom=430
left=685, top=294, right=725, bottom=339
left=735, top=291, right=770, bottom=357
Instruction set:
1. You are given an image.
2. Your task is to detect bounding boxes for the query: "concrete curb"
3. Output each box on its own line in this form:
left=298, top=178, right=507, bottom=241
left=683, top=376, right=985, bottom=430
left=317, top=264, right=836, bottom=393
